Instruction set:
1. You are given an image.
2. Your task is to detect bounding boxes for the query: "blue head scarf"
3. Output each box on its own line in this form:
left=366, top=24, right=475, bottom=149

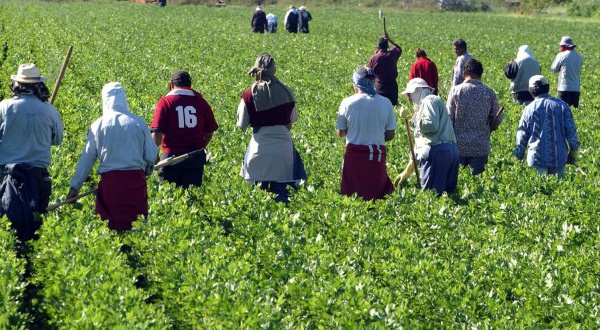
left=351, top=67, right=376, bottom=96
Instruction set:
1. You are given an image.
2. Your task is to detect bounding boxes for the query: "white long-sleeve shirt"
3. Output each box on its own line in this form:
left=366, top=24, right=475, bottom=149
left=70, top=83, right=157, bottom=190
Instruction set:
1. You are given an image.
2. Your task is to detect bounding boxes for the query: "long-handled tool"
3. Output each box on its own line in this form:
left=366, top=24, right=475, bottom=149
left=154, top=149, right=205, bottom=169
left=49, top=45, right=73, bottom=105
left=404, top=119, right=421, bottom=188
left=46, top=188, right=96, bottom=212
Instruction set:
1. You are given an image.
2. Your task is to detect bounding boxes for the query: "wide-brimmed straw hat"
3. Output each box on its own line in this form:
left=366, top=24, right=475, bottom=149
left=401, top=78, right=432, bottom=95
left=10, top=63, right=47, bottom=83
left=558, top=36, right=576, bottom=48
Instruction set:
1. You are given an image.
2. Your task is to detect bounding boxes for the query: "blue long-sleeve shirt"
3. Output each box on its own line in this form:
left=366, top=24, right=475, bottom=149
left=514, top=94, right=579, bottom=168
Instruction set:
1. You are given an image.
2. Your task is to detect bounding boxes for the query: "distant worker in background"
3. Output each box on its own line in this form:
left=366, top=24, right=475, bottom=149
left=0, top=63, right=63, bottom=241
left=504, top=45, right=540, bottom=105
left=513, top=75, right=580, bottom=178
left=266, top=12, right=278, bottom=33
left=284, top=5, right=299, bottom=33
left=151, top=71, right=219, bottom=188
left=447, top=59, right=503, bottom=176
left=298, top=6, right=312, bottom=33
left=251, top=6, right=267, bottom=33
left=450, top=38, right=473, bottom=89
left=67, top=83, right=157, bottom=232
left=336, top=67, right=396, bottom=200
left=157, top=0, right=166, bottom=7
left=409, top=48, right=439, bottom=95
left=237, top=54, right=307, bottom=203
left=551, top=36, right=583, bottom=108
left=367, top=32, right=402, bottom=105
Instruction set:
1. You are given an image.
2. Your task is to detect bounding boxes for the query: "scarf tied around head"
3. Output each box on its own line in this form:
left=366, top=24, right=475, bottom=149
left=351, top=67, right=377, bottom=96
left=248, top=54, right=295, bottom=112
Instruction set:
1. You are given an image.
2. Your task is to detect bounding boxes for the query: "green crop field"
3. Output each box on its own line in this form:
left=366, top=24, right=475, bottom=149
left=1, top=1, right=599, bottom=328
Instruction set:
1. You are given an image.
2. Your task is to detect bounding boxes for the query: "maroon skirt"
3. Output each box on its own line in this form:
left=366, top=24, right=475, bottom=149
left=341, top=144, right=394, bottom=200
left=95, top=170, right=148, bottom=231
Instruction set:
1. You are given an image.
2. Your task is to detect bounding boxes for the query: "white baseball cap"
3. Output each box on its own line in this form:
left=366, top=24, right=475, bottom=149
left=529, top=75, right=549, bottom=88
left=401, top=78, right=433, bottom=95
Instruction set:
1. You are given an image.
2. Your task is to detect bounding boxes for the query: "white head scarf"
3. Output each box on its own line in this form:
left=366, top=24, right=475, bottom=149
left=516, top=45, right=535, bottom=62
left=102, top=82, right=130, bottom=115
left=410, top=87, right=433, bottom=106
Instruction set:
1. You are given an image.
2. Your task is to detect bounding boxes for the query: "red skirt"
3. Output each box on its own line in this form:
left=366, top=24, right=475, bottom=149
left=341, top=144, right=394, bottom=200
left=95, top=170, right=148, bottom=232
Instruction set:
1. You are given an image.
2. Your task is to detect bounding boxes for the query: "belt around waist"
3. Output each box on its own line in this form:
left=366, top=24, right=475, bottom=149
left=430, top=140, right=455, bottom=147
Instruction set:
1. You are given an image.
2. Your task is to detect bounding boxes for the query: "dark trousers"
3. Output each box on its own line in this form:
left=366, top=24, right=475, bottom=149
left=259, top=182, right=292, bottom=203
left=158, top=150, right=207, bottom=188
left=513, top=91, right=534, bottom=105
left=420, top=143, right=459, bottom=196
left=558, top=91, right=580, bottom=108
left=459, top=155, right=488, bottom=175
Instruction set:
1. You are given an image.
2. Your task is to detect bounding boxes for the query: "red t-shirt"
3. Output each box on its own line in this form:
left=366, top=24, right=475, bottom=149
left=409, top=57, right=439, bottom=95
left=151, top=88, right=218, bottom=154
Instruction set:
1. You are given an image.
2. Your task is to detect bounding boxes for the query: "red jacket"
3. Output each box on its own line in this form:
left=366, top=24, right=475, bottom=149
left=409, top=57, right=439, bottom=95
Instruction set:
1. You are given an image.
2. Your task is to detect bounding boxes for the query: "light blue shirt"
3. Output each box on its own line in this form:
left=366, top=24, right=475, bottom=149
left=0, top=95, right=63, bottom=168
left=69, top=83, right=157, bottom=190
left=550, top=50, right=583, bottom=92
left=514, top=94, right=579, bottom=168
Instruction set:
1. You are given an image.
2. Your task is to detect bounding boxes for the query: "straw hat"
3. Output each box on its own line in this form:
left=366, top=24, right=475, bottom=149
left=10, top=63, right=47, bottom=83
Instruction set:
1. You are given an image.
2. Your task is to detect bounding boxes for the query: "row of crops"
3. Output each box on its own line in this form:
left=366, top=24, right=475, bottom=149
left=1, top=1, right=600, bottom=327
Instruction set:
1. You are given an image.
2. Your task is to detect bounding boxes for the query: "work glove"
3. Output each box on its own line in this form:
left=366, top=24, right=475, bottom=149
left=398, top=105, right=412, bottom=120
left=393, top=160, right=415, bottom=187
left=567, top=150, right=578, bottom=165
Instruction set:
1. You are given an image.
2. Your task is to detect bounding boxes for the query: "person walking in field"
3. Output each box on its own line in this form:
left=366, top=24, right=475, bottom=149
left=367, top=32, right=402, bottom=105
left=266, top=12, right=278, bottom=33
left=284, top=6, right=299, bottom=33
left=336, top=67, right=396, bottom=200
left=251, top=6, right=267, bottom=33
left=550, top=36, right=583, bottom=108
left=298, top=6, right=312, bottom=33
left=409, top=48, right=439, bottom=95
left=504, top=45, right=541, bottom=105
left=0, top=63, right=63, bottom=241
left=450, top=38, right=473, bottom=89
left=237, top=54, right=307, bottom=203
left=447, top=59, right=504, bottom=175
left=151, top=70, right=218, bottom=188
left=513, top=75, right=580, bottom=178
left=400, top=78, right=458, bottom=196
left=67, top=83, right=157, bottom=232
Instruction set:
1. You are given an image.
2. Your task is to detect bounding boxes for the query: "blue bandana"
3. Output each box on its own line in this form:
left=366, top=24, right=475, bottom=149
left=351, top=67, right=376, bottom=96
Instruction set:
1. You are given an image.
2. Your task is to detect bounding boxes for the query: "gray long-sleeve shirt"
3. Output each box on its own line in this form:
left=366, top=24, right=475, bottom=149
left=0, top=95, right=63, bottom=168
left=550, top=50, right=582, bottom=92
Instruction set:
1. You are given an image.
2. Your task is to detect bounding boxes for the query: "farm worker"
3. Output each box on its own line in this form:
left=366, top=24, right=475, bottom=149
left=151, top=70, right=218, bottom=188
left=157, top=0, right=166, bottom=7
left=237, top=54, right=307, bottom=203
left=251, top=6, right=268, bottom=33
left=447, top=59, right=504, bottom=175
left=284, top=6, right=299, bottom=33
left=550, top=36, right=583, bottom=108
left=336, top=66, right=396, bottom=200
left=67, top=83, right=157, bottom=232
left=503, top=45, right=541, bottom=105
left=367, top=32, right=402, bottom=105
left=513, top=75, right=580, bottom=178
left=0, top=63, right=63, bottom=241
left=450, top=38, right=473, bottom=89
left=408, top=48, right=439, bottom=95
left=266, top=13, right=278, bottom=33
left=298, top=6, right=312, bottom=33
left=400, top=78, right=458, bottom=196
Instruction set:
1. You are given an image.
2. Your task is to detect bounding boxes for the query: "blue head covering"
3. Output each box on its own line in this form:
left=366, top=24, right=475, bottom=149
left=351, top=66, right=376, bottom=96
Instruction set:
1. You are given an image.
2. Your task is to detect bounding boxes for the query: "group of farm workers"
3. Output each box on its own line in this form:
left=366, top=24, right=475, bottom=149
left=0, top=32, right=582, bottom=240
left=251, top=5, right=312, bottom=34
left=337, top=33, right=580, bottom=200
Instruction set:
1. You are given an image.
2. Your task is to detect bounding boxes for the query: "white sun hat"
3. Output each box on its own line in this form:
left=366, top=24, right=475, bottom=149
left=401, top=78, right=432, bottom=95
left=10, top=63, right=47, bottom=83
left=558, top=36, right=576, bottom=48
left=528, top=75, right=549, bottom=88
